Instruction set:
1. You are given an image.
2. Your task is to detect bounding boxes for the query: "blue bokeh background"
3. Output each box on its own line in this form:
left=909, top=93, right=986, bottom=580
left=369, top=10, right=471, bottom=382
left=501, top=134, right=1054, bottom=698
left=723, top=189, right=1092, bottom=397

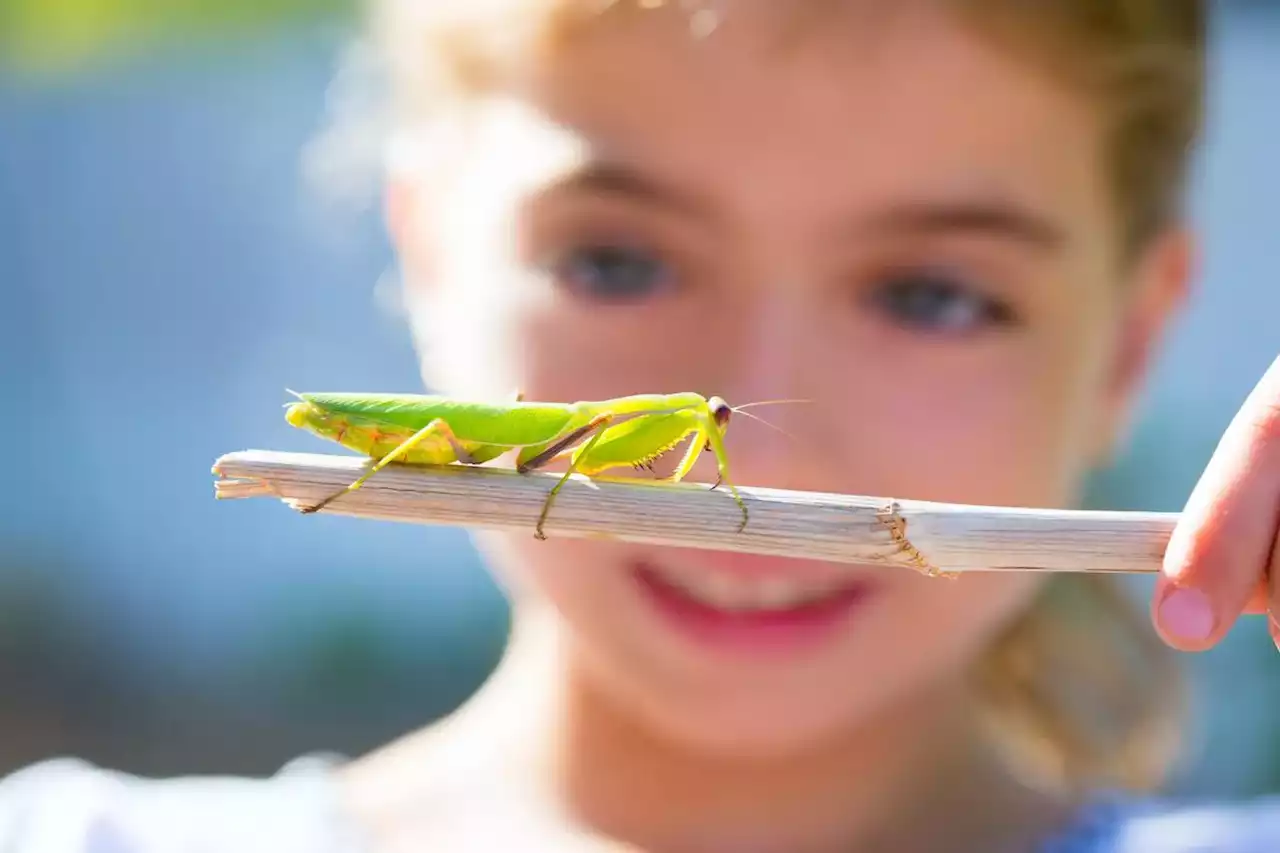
left=1, top=1, right=1277, bottom=796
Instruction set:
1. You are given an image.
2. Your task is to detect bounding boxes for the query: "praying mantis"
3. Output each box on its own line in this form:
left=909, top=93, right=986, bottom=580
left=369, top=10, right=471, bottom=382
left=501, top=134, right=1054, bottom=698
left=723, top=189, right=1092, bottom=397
left=282, top=389, right=789, bottom=540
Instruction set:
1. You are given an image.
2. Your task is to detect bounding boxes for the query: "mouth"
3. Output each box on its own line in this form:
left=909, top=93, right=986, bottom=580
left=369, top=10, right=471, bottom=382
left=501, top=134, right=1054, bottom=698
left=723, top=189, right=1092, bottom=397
left=630, top=556, right=878, bottom=655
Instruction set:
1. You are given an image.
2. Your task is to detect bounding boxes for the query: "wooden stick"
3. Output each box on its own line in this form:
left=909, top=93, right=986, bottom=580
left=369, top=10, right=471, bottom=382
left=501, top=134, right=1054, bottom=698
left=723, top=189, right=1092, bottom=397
left=211, top=449, right=1179, bottom=576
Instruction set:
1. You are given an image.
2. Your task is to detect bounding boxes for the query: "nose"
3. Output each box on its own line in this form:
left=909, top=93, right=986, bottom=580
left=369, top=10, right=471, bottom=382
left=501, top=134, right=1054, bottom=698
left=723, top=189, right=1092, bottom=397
left=708, top=395, right=827, bottom=493
left=691, top=299, right=843, bottom=494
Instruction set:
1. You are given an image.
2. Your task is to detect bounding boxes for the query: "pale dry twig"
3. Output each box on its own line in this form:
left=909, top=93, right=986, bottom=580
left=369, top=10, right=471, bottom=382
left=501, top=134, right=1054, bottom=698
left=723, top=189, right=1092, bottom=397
left=212, top=449, right=1179, bottom=577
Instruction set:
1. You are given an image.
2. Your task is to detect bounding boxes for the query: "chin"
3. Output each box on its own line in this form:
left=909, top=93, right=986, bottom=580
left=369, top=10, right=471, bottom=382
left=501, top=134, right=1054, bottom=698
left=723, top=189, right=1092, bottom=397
left=640, top=690, right=891, bottom=759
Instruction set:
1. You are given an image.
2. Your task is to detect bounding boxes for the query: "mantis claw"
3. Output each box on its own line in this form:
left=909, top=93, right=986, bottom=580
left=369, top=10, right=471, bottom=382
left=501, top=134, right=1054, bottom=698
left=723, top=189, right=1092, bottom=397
left=708, top=473, right=748, bottom=533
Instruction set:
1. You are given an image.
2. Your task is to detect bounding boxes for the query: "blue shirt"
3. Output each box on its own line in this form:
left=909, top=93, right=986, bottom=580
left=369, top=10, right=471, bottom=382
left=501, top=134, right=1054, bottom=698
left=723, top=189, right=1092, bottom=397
left=2, top=755, right=1280, bottom=852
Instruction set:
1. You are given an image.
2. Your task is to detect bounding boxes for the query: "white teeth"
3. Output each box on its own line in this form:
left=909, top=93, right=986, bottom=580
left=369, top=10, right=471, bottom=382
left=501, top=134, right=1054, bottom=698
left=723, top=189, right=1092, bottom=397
left=651, top=567, right=847, bottom=611
left=758, top=577, right=803, bottom=608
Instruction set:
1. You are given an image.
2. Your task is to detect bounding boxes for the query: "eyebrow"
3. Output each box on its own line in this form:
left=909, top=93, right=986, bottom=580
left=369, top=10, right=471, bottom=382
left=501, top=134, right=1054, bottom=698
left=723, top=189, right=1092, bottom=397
left=854, top=199, right=1067, bottom=250
left=539, top=161, right=1065, bottom=251
left=538, top=160, right=715, bottom=222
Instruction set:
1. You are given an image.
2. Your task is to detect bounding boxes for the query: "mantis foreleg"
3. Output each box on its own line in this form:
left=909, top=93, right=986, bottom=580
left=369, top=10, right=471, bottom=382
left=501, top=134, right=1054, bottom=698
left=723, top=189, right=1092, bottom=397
left=654, top=416, right=748, bottom=533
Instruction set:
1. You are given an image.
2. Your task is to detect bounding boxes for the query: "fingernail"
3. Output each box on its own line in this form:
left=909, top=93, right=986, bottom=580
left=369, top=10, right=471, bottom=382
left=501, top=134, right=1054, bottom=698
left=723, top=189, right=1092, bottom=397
left=1158, top=586, right=1216, bottom=641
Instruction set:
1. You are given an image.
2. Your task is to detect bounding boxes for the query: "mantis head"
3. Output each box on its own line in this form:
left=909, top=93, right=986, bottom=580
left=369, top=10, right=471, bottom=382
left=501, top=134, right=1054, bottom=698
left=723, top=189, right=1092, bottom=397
left=714, top=396, right=811, bottom=444
left=708, top=396, right=733, bottom=434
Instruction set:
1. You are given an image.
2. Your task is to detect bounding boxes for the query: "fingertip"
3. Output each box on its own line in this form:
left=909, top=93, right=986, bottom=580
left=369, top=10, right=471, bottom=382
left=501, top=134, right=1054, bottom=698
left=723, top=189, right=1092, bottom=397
left=1152, top=582, right=1218, bottom=650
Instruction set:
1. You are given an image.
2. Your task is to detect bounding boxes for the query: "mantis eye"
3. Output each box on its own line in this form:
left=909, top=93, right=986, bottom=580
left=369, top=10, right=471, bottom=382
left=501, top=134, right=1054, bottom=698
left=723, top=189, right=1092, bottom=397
left=708, top=397, right=731, bottom=429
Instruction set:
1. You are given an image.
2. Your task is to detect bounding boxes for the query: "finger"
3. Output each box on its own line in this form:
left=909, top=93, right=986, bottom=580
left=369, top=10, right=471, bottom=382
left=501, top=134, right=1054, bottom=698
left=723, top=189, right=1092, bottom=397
left=1153, top=354, right=1280, bottom=650
left=1245, top=578, right=1269, bottom=614
left=1270, top=524, right=1280, bottom=653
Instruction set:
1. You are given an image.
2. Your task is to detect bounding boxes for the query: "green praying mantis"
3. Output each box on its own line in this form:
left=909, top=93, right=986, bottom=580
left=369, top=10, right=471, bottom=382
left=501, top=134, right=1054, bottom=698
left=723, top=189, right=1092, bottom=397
left=282, top=389, right=794, bottom=540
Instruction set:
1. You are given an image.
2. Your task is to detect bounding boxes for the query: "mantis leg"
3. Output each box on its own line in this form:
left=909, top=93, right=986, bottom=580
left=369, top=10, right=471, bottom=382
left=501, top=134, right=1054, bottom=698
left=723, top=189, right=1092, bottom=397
left=516, top=412, right=618, bottom=540
left=300, top=417, right=476, bottom=514
left=666, top=418, right=748, bottom=532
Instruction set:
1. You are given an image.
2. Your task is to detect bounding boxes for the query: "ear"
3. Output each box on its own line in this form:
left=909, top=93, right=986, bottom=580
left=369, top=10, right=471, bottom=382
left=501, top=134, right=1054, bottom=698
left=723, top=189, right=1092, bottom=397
left=1092, top=224, right=1197, bottom=464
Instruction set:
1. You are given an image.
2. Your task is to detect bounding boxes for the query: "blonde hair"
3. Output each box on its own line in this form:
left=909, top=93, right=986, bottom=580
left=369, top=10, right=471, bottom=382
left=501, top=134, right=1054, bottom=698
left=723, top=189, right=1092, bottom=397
left=343, top=0, right=1205, bottom=797
left=974, top=574, right=1187, bottom=795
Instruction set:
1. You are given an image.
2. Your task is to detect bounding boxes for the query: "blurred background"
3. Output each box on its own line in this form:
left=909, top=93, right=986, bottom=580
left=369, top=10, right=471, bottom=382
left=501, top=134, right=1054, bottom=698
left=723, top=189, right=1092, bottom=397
left=1, top=0, right=1277, bottom=799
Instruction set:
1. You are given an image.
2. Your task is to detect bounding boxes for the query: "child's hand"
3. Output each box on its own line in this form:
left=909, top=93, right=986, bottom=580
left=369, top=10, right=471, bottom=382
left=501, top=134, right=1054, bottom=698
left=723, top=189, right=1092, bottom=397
left=1153, top=354, right=1280, bottom=650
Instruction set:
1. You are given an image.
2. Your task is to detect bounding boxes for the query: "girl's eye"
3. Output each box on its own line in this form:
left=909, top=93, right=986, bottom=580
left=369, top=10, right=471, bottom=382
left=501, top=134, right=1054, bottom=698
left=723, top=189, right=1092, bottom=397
left=547, top=243, right=674, bottom=303
left=865, top=270, right=1017, bottom=333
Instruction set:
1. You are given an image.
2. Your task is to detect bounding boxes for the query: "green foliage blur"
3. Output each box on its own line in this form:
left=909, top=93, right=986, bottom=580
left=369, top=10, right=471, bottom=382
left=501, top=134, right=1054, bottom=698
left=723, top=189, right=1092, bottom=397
left=0, top=0, right=356, bottom=72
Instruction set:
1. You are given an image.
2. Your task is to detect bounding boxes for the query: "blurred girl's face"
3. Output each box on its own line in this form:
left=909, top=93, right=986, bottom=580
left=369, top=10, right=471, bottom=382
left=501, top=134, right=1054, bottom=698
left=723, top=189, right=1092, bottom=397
left=392, top=3, right=1189, bottom=755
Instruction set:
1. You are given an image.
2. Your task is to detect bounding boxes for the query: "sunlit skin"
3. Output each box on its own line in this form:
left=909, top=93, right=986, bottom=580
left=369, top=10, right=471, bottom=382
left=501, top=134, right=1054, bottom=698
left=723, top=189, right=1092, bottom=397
left=333, top=3, right=1279, bottom=852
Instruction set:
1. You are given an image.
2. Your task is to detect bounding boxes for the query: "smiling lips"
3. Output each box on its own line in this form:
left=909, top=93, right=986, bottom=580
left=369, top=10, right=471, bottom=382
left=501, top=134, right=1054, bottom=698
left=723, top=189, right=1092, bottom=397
left=642, top=562, right=859, bottom=610
left=628, top=551, right=881, bottom=653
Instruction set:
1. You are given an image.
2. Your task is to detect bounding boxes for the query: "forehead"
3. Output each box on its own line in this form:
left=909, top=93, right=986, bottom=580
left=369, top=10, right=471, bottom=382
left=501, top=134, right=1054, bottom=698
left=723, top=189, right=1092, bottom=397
left=501, top=1, right=1106, bottom=232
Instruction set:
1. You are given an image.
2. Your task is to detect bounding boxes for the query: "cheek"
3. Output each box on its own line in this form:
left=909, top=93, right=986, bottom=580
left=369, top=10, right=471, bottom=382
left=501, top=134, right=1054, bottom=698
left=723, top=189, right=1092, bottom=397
left=834, top=573, right=1049, bottom=720
left=901, top=574, right=1047, bottom=656
left=506, top=302, right=723, bottom=404
left=477, top=531, right=635, bottom=620
left=814, top=327, right=1113, bottom=508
